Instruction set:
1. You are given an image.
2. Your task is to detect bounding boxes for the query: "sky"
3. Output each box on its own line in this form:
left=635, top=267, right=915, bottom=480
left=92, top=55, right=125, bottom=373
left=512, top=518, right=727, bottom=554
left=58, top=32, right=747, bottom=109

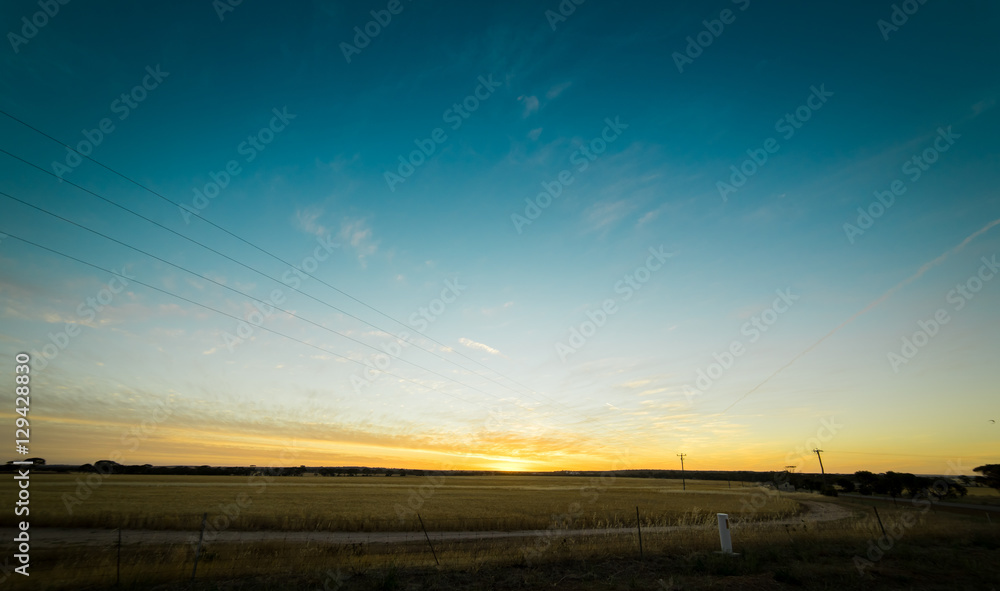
left=0, top=0, right=998, bottom=475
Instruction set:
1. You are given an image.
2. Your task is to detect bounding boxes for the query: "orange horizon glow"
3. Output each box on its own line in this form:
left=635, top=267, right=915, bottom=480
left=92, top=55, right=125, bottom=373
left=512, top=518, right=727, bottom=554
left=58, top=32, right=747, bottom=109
left=23, top=420, right=991, bottom=476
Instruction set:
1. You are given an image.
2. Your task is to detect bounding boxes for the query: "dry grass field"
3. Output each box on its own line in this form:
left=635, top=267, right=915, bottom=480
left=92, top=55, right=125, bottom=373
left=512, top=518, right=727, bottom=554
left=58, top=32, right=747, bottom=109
left=962, top=486, right=1000, bottom=506
left=1, top=474, right=799, bottom=532
left=3, top=474, right=998, bottom=590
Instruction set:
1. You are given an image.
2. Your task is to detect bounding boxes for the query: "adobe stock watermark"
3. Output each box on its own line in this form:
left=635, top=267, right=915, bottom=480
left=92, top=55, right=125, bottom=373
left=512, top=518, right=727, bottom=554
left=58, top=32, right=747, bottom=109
left=672, top=0, right=751, bottom=73
left=393, top=405, right=509, bottom=525
left=223, top=235, right=340, bottom=352
left=555, top=246, right=672, bottom=362
left=544, top=0, right=586, bottom=31
left=877, top=0, right=930, bottom=41
left=383, top=74, right=502, bottom=192
left=887, top=255, right=996, bottom=372
left=185, top=444, right=302, bottom=548
left=843, top=126, right=959, bottom=244
left=717, top=84, right=832, bottom=201
left=30, top=268, right=134, bottom=370
left=190, top=396, right=331, bottom=550
left=511, top=116, right=629, bottom=234
left=351, top=276, right=468, bottom=392
left=853, top=459, right=967, bottom=576
left=783, top=417, right=842, bottom=471
left=340, top=0, right=414, bottom=63
left=62, top=397, right=175, bottom=514
left=684, top=288, right=799, bottom=401
left=49, top=65, right=169, bottom=179
left=317, top=568, right=348, bottom=591
left=213, top=0, right=243, bottom=22
left=7, top=0, right=71, bottom=54
left=742, top=418, right=842, bottom=514
left=178, top=107, right=296, bottom=223
left=522, top=450, right=632, bottom=564
left=391, top=408, right=514, bottom=534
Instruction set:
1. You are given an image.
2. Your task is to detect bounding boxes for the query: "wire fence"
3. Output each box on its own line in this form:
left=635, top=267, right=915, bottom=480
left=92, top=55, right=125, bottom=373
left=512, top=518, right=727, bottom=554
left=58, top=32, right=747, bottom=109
left=14, top=501, right=997, bottom=590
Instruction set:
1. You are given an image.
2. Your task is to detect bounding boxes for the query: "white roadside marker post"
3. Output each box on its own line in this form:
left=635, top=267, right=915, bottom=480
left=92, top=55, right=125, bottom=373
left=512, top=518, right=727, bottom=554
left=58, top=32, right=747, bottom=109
left=717, top=513, right=734, bottom=554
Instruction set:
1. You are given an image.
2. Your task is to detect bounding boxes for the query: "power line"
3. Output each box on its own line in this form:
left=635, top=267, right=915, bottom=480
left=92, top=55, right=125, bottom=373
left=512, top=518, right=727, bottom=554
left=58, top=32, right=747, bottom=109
left=0, top=190, right=532, bottom=407
left=824, top=450, right=992, bottom=460
left=8, top=222, right=635, bottom=459
left=717, top=215, right=1000, bottom=416
left=0, top=145, right=574, bottom=414
left=0, top=192, right=629, bottom=448
left=0, top=114, right=639, bottom=449
left=0, top=230, right=487, bottom=409
left=0, top=108, right=557, bottom=404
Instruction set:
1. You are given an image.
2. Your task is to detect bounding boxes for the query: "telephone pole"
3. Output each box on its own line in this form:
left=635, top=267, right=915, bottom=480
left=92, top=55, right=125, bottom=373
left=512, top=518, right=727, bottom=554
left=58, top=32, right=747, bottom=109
left=677, top=453, right=687, bottom=491
left=813, top=449, right=826, bottom=484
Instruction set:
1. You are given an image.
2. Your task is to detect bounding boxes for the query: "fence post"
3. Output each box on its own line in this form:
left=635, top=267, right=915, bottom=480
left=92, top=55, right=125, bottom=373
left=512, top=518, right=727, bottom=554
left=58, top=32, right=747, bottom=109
left=116, top=527, right=121, bottom=586
left=635, top=506, right=643, bottom=560
left=417, top=513, right=439, bottom=566
left=873, top=506, right=886, bottom=537
left=192, top=512, right=207, bottom=580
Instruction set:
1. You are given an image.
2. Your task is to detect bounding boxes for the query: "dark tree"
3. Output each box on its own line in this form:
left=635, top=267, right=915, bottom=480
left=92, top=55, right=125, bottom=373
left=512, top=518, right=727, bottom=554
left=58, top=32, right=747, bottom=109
left=835, top=477, right=856, bottom=493
left=943, top=481, right=968, bottom=499
left=973, top=464, right=1000, bottom=491
left=882, top=471, right=905, bottom=499
left=855, top=471, right=878, bottom=487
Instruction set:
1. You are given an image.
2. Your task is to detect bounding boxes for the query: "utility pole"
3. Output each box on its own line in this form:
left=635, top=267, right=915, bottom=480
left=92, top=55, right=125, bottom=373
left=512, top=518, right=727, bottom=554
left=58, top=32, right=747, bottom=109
left=677, top=453, right=687, bottom=491
left=813, top=449, right=826, bottom=484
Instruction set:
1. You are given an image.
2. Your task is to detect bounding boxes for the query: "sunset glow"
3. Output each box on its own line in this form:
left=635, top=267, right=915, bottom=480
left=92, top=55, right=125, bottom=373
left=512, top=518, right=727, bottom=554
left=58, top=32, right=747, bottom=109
left=1, top=0, right=998, bottom=477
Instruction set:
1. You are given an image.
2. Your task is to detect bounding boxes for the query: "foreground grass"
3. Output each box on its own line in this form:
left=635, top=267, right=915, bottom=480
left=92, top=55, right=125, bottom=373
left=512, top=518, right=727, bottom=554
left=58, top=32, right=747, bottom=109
left=7, top=497, right=998, bottom=590
left=0, top=474, right=799, bottom=532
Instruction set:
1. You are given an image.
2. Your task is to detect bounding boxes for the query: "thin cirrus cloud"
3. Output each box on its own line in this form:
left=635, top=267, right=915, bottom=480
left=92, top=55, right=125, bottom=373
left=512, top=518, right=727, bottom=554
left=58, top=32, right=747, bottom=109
left=459, top=337, right=505, bottom=357
left=518, top=82, right=572, bottom=119
left=519, top=95, right=540, bottom=117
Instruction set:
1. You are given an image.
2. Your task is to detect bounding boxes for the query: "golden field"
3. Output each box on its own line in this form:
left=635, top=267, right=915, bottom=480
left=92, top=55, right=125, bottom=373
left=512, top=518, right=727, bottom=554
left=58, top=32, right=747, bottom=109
left=4, top=489, right=999, bottom=591
left=1, top=473, right=800, bottom=532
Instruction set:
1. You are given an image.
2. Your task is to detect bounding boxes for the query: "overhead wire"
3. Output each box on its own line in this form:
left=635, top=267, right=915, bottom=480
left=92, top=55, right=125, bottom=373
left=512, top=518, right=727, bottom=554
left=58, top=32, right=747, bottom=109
left=2, top=221, right=634, bottom=460
left=0, top=108, right=563, bottom=407
left=0, top=230, right=489, bottom=409
left=0, top=145, right=575, bottom=413
left=0, top=188, right=627, bottom=448
left=0, top=113, right=641, bottom=453
left=0, top=189, right=538, bottom=407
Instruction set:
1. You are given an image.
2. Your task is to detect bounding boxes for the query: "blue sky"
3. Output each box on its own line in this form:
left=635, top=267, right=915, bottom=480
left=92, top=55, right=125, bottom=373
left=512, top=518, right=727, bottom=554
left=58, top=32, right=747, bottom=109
left=1, top=0, right=998, bottom=473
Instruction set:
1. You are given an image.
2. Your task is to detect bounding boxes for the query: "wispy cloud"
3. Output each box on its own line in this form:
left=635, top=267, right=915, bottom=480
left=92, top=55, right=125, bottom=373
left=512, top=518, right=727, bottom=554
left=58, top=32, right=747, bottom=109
left=481, top=301, right=514, bottom=316
left=317, top=152, right=360, bottom=172
left=338, top=218, right=379, bottom=267
left=583, top=198, right=637, bottom=232
left=294, top=206, right=328, bottom=237
left=546, top=81, right=571, bottom=99
left=517, top=82, right=572, bottom=120
left=971, top=96, right=996, bottom=116
left=459, top=337, right=505, bottom=357
left=519, top=95, right=539, bottom=117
